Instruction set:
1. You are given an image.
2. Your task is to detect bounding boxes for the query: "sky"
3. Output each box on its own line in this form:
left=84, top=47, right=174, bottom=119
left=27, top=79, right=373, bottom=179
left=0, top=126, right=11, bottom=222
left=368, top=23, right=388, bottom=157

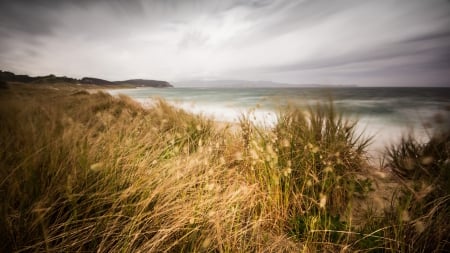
left=0, top=0, right=449, bottom=86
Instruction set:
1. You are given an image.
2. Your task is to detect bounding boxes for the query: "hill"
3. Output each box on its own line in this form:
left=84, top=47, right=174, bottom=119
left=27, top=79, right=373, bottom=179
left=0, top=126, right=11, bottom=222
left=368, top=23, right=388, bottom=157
left=0, top=70, right=173, bottom=88
left=174, top=79, right=357, bottom=88
left=115, top=79, right=172, bottom=88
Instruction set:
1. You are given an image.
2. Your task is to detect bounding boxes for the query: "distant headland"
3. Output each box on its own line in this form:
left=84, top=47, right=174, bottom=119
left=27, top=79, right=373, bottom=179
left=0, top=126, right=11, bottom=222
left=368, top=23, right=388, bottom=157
left=0, top=70, right=173, bottom=88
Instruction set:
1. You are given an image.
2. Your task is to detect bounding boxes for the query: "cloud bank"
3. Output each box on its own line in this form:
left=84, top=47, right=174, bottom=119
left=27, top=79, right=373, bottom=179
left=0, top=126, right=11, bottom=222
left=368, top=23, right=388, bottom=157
left=0, top=0, right=449, bottom=86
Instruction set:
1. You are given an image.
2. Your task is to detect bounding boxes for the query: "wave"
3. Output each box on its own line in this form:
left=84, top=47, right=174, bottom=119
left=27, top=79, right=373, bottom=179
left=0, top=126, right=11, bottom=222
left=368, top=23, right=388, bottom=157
left=107, top=87, right=450, bottom=161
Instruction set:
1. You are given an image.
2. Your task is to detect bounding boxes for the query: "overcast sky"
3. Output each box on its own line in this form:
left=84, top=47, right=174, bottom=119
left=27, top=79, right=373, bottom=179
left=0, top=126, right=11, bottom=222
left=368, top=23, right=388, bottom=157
left=0, top=0, right=449, bottom=86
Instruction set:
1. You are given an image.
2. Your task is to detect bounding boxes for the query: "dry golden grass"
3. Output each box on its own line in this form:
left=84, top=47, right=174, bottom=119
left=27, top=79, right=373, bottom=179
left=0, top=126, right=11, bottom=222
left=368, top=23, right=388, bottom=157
left=0, top=85, right=300, bottom=252
left=0, top=84, right=448, bottom=252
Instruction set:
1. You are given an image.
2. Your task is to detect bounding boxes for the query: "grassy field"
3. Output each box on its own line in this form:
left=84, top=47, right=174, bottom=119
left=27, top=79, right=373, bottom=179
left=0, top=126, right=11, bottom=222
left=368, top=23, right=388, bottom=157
left=0, top=84, right=448, bottom=252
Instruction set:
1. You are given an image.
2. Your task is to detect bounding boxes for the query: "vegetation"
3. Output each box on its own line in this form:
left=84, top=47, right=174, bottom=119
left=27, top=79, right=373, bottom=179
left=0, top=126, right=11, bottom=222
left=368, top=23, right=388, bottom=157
left=0, top=84, right=448, bottom=252
left=384, top=116, right=450, bottom=253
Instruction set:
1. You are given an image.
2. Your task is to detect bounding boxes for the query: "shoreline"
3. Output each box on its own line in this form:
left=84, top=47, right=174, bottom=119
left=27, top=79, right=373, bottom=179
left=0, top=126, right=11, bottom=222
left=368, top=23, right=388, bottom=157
left=104, top=88, right=424, bottom=166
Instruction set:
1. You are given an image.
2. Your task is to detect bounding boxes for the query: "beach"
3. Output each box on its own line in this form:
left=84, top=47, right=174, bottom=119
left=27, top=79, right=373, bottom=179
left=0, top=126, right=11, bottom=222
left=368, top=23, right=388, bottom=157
left=108, top=87, right=450, bottom=162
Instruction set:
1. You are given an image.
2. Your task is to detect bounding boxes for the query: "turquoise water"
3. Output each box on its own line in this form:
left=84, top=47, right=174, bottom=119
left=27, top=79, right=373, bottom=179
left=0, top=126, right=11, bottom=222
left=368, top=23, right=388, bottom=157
left=108, top=87, right=450, bottom=158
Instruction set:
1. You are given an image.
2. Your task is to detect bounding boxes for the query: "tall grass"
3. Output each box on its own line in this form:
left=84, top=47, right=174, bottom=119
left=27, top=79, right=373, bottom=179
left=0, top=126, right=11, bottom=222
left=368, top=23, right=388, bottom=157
left=0, top=86, right=297, bottom=252
left=0, top=84, right=447, bottom=252
left=384, top=112, right=450, bottom=253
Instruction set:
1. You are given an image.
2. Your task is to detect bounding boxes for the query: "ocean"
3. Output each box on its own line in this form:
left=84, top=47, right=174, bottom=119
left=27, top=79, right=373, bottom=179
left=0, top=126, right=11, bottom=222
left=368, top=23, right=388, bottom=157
left=108, top=87, right=450, bottom=160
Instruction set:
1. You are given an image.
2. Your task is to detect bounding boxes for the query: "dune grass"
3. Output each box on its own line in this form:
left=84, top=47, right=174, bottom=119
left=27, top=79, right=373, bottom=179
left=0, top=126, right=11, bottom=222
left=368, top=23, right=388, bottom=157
left=0, top=84, right=448, bottom=252
left=383, top=118, right=450, bottom=253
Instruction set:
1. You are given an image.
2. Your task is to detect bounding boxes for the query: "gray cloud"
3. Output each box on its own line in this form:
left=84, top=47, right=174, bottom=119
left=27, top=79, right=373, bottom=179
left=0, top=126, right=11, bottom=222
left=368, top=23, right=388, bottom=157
left=0, top=0, right=449, bottom=86
left=0, top=1, right=56, bottom=36
left=265, top=31, right=450, bottom=72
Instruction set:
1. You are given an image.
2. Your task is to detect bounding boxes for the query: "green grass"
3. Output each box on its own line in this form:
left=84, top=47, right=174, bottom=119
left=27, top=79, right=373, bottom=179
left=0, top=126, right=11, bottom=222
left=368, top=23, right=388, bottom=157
left=0, top=84, right=448, bottom=252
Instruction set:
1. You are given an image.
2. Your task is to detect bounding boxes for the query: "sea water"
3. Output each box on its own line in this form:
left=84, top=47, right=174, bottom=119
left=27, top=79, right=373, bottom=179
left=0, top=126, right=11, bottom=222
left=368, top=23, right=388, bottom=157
left=108, top=87, right=450, bottom=160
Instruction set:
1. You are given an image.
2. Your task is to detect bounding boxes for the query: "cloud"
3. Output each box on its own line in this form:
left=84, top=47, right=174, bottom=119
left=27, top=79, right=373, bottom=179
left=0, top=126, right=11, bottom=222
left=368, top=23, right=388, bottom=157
left=0, top=0, right=449, bottom=85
